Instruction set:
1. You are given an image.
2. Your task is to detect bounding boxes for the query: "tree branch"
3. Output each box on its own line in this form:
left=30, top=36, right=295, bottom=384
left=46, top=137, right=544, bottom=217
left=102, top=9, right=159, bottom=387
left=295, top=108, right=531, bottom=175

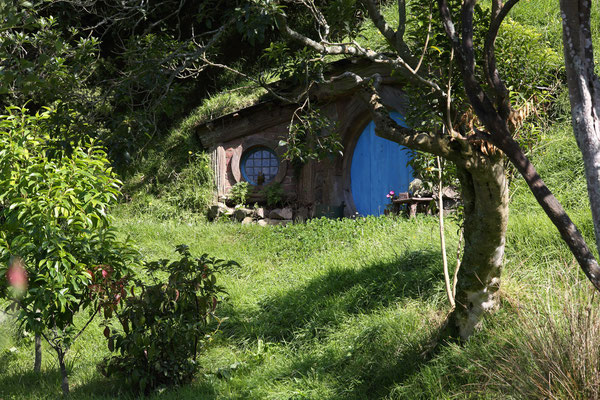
left=439, top=0, right=600, bottom=292
left=353, top=74, right=475, bottom=168
left=484, top=0, right=520, bottom=120
left=361, top=0, right=414, bottom=63
left=72, top=308, right=99, bottom=343
left=274, top=11, right=444, bottom=93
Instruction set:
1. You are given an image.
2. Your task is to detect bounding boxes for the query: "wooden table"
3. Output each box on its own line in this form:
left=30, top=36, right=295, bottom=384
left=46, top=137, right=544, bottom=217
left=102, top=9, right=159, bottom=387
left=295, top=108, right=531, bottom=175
left=392, top=196, right=434, bottom=218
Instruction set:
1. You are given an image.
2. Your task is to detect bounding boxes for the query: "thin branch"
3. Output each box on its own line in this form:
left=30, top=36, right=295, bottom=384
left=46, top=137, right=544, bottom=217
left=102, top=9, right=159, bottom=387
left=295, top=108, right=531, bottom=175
left=437, top=155, right=454, bottom=308
left=414, top=8, right=433, bottom=74
left=274, top=11, right=443, bottom=93
left=72, top=308, right=99, bottom=343
left=453, top=227, right=463, bottom=298
left=199, top=56, right=301, bottom=104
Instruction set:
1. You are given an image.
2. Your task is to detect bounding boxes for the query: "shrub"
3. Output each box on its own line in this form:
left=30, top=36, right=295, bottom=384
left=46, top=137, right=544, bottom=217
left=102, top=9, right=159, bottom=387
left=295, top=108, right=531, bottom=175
left=99, top=245, right=238, bottom=393
left=262, top=182, right=285, bottom=208
left=229, top=181, right=250, bottom=206
left=163, top=152, right=214, bottom=212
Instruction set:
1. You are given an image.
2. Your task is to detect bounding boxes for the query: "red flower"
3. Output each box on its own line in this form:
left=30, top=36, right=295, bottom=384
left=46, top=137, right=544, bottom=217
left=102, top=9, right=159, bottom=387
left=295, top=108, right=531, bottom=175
left=6, top=258, right=27, bottom=292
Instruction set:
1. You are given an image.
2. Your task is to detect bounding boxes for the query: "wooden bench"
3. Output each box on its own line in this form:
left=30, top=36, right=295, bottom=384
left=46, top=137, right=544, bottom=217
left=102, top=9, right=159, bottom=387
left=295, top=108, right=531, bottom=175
left=392, top=193, right=434, bottom=218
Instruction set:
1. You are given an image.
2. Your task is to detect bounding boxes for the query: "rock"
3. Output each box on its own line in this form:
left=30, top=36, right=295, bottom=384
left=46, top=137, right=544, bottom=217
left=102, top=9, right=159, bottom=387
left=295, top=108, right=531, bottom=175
left=295, top=207, right=309, bottom=222
left=257, top=219, right=268, bottom=227
left=254, top=207, right=266, bottom=219
left=207, top=202, right=229, bottom=221
left=241, top=216, right=254, bottom=225
left=442, top=186, right=460, bottom=199
left=233, top=208, right=250, bottom=222
left=269, top=207, right=293, bottom=220
left=267, top=218, right=292, bottom=226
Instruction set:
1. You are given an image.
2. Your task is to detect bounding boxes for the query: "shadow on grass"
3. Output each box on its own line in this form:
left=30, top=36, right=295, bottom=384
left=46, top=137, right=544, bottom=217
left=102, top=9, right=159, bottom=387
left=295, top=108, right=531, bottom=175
left=0, top=368, right=64, bottom=399
left=70, top=374, right=218, bottom=400
left=213, top=249, right=454, bottom=399
left=222, top=249, right=444, bottom=342
left=0, top=356, right=218, bottom=399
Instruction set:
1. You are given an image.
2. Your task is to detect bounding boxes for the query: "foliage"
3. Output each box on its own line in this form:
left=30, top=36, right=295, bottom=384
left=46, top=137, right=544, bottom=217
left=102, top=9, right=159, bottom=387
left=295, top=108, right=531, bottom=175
left=0, top=106, right=137, bottom=394
left=281, top=108, right=343, bottom=164
left=162, top=152, right=214, bottom=213
left=0, top=2, right=100, bottom=110
left=99, top=245, right=237, bottom=393
left=229, top=181, right=251, bottom=206
left=123, top=86, right=267, bottom=213
left=262, top=182, right=285, bottom=208
left=408, top=151, right=458, bottom=193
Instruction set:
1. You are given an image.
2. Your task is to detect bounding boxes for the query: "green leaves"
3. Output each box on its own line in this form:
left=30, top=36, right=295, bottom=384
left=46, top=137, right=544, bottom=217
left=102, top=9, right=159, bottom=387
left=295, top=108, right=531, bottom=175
left=229, top=181, right=250, bottom=206
left=99, top=246, right=237, bottom=393
left=0, top=105, right=137, bottom=353
left=283, top=108, right=342, bottom=164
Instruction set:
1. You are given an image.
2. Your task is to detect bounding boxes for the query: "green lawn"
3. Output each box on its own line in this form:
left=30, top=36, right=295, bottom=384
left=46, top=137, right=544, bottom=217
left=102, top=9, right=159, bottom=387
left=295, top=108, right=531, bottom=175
left=0, top=203, right=594, bottom=399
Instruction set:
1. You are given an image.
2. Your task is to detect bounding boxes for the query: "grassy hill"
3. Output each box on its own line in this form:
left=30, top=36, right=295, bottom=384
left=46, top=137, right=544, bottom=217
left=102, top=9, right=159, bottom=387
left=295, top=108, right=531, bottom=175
left=1, top=120, right=597, bottom=399
left=2, top=0, right=600, bottom=398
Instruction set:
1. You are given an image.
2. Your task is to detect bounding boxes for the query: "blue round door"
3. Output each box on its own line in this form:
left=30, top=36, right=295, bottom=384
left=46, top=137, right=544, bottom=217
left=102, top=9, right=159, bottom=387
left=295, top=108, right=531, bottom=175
left=350, top=112, right=413, bottom=216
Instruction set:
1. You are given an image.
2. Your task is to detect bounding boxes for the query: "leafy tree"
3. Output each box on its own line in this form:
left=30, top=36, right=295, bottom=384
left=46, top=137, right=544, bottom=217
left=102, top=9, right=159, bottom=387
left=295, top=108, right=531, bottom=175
left=0, top=106, right=137, bottom=395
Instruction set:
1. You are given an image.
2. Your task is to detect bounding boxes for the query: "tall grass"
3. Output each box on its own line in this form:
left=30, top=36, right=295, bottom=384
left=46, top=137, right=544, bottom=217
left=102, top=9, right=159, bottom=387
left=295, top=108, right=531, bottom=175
left=478, top=264, right=600, bottom=400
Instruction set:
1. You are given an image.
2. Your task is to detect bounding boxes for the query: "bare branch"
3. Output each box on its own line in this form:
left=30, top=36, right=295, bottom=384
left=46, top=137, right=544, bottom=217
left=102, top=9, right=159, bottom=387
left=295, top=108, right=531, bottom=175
left=201, top=59, right=292, bottom=103
left=361, top=0, right=415, bottom=63
left=72, top=308, right=99, bottom=342
left=274, top=11, right=443, bottom=93
left=414, top=8, right=433, bottom=74
left=484, top=0, right=520, bottom=120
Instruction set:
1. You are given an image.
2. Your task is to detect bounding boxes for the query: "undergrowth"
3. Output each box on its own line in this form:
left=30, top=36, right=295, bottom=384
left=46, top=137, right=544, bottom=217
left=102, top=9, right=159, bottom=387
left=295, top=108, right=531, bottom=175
left=122, top=85, right=267, bottom=216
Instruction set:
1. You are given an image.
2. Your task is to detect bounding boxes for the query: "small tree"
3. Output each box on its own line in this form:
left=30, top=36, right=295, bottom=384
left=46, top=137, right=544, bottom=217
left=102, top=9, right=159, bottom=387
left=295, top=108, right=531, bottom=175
left=0, top=106, right=137, bottom=396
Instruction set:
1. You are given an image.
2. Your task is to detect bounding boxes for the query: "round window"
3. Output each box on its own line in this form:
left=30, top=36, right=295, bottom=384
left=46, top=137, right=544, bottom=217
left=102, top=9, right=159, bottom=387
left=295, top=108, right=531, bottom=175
left=241, top=147, right=280, bottom=185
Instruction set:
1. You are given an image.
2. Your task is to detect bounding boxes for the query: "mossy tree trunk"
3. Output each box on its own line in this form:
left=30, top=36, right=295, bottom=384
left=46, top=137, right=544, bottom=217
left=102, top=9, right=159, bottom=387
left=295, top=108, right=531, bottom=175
left=450, top=161, right=508, bottom=339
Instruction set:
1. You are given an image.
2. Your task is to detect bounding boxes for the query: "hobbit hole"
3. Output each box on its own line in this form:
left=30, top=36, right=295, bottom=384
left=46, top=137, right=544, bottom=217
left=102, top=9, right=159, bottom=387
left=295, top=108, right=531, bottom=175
left=195, top=79, right=418, bottom=218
